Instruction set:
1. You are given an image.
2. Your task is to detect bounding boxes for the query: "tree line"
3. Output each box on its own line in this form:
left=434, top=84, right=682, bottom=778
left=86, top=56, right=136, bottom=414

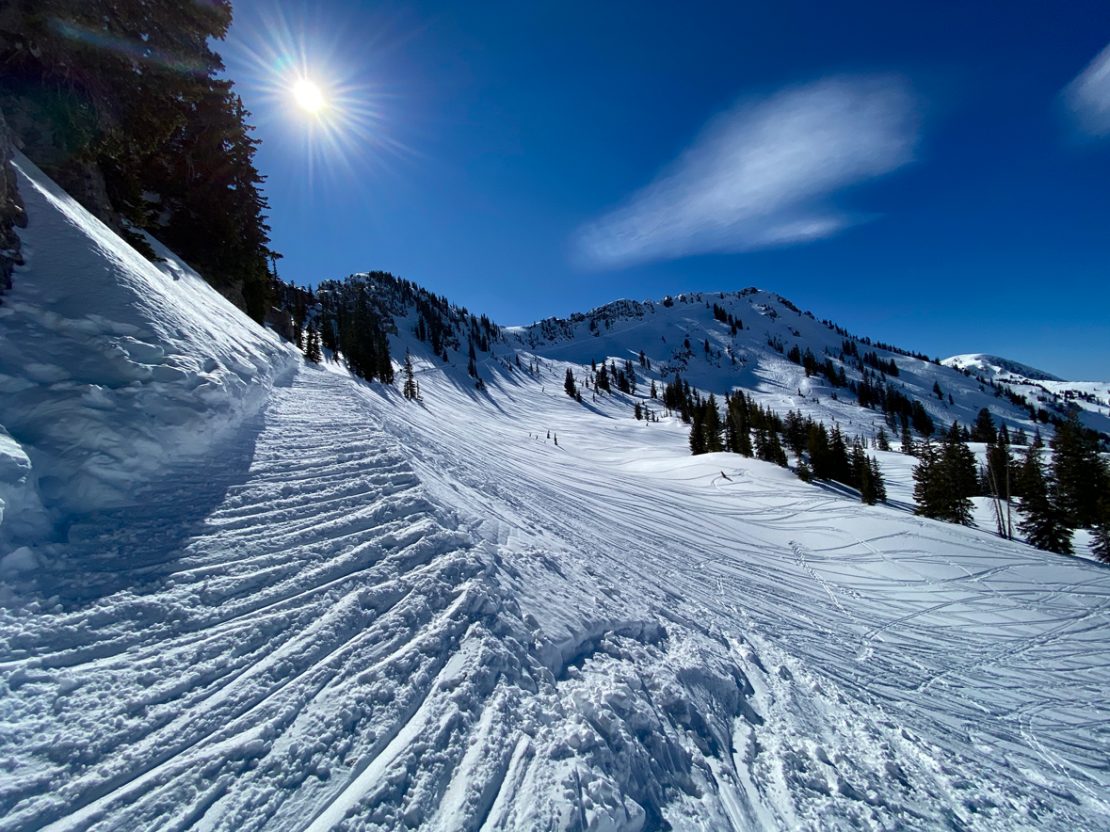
left=912, top=408, right=1108, bottom=559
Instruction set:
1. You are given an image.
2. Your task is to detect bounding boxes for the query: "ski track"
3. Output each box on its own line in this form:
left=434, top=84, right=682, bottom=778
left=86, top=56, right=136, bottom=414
left=2, top=361, right=1109, bottom=830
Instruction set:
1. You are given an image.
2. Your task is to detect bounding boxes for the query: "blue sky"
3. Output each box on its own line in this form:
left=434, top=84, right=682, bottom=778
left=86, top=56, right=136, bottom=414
left=224, top=1, right=1110, bottom=379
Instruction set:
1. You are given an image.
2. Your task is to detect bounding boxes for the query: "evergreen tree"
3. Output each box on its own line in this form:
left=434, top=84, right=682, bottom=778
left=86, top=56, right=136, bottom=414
left=913, top=441, right=946, bottom=521
left=828, top=426, right=852, bottom=485
left=564, top=368, right=578, bottom=399
left=689, top=414, right=707, bottom=455
left=755, top=427, right=787, bottom=466
left=726, top=393, right=753, bottom=458
left=304, top=325, right=322, bottom=363
left=1092, top=497, right=1110, bottom=563
left=869, top=457, right=887, bottom=503
left=913, top=429, right=974, bottom=525
left=595, top=364, right=611, bottom=392
left=1017, top=445, right=1073, bottom=555
left=1051, top=411, right=1107, bottom=528
left=402, top=351, right=418, bottom=400
left=971, top=407, right=997, bottom=444
left=939, top=421, right=978, bottom=522
left=703, top=394, right=724, bottom=453
left=901, top=422, right=915, bottom=456
left=0, top=1, right=276, bottom=318
left=876, top=427, right=891, bottom=452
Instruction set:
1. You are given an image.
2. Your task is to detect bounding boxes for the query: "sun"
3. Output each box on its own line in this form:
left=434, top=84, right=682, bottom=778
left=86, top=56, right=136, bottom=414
left=292, top=78, right=326, bottom=114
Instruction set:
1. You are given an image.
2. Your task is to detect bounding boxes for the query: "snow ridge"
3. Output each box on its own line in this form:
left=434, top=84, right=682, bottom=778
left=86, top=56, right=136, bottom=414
left=0, top=154, right=295, bottom=553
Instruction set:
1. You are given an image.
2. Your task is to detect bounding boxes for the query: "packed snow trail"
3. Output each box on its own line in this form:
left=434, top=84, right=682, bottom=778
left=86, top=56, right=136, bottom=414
left=0, top=368, right=539, bottom=831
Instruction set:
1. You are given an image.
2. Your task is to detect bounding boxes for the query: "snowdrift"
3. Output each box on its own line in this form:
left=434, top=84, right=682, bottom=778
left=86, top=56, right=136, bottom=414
left=0, top=153, right=295, bottom=556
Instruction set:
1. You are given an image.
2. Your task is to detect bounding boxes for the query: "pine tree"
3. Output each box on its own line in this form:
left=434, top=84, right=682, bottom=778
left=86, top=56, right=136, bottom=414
left=304, top=325, right=322, bottom=363
left=1051, top=411, right=1107, bottom=528
left=869, top=457, right=887, bottom=503
left=913, top=430, right=974, bottom=525
left=913, top=441, right=945, bottom=520
left=901, top=422, right=915, bottom=456
left=939, top=421, right=978, bottom=523
left=564, top=368, right=578, bottom=399
left=402, top=351, right=419, bottom=400
left=971, top=407, right=997, bottom=444
left=689, top=416, right=707, bottom=455
left=1092, top=498, right=1110, bottom=563
left=726, top=393, right=753, bottom=458
left=1017, top=445, right=1073, bottom=554
left=876, top=427, right=891, bottom=452
left=703, top=395, right=724, bottom=453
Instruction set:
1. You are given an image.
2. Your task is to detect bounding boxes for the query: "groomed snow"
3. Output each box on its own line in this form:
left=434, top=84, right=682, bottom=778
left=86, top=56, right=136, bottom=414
left=1, top=159, right=1108, bottom=830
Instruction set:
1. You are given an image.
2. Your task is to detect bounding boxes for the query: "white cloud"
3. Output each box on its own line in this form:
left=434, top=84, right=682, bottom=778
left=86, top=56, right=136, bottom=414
left=1063, top=43, right=1110, bottom=137
left=574, top=76, right=919, bottom=269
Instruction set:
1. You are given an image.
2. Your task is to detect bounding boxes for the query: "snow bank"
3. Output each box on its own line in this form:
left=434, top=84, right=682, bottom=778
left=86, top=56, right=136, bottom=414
left=0, top=153, right=295, bottom=551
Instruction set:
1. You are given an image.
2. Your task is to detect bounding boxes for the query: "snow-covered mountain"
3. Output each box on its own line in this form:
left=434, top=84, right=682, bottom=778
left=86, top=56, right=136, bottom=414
left=943, top=353, right=1064, bottom=383
left=944, top=353, right=1110, bottom=435
left=2, top=155, right=1109, bottom=830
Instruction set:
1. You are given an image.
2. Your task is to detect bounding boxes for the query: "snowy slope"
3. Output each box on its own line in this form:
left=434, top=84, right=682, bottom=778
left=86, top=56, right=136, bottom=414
left=2, top=163, right=1109, bottom=830
left=0, top=153, right=296, bottom=556
left=943, top=353, right=1064, bottom=383
left=505, top=290, right=1097, bottom=443
left=944, top=352, right=1110, bottom=434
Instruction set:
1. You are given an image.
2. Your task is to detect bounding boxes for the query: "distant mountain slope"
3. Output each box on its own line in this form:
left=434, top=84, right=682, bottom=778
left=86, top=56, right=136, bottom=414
left=500, top=289, right=1108, bottom=443
left=943, top=353, right=1063, bottom=382
left=0, top=153, right=295, bottom=555
left=944, top=353, right=1110, bottom=436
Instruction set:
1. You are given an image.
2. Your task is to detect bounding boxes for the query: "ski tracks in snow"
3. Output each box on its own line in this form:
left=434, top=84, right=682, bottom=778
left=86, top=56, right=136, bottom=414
left=3, top=363, right=1110, bottom=830
left=0, top=368, right=539, bottom=831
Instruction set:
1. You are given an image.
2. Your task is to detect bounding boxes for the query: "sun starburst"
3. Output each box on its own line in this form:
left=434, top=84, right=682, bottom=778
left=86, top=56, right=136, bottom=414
left=223, top=6, right=409, bottom=190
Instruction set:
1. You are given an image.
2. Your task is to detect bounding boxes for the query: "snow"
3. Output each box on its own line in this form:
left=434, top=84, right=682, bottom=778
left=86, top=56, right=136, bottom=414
left=944, top=352, right=1110, bottom=435
left=944, top=353, right=1064, bottom=383
left=2, top=158, right=1109, bottom=830
left=0, top=153, right=296, bottom=552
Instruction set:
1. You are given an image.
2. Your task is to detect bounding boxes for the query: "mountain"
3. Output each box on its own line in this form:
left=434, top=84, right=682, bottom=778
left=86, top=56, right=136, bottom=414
left=2, top=157, right=1109, bottom=830
left=942, top=352, right=1064, bottom=382
left=944, top=353, right=1110, bottom=436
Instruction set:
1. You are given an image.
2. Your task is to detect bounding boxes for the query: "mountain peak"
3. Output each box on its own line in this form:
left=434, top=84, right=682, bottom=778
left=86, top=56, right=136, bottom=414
left=942, top=353, right=1064, bottom=383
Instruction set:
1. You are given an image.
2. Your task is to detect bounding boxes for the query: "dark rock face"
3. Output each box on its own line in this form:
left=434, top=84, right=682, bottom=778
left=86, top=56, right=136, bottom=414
left=0, top=108, right=26, bottom=299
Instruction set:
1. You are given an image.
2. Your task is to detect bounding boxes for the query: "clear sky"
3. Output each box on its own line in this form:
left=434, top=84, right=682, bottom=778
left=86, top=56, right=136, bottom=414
left=223, top=1, right=1110, bottom=379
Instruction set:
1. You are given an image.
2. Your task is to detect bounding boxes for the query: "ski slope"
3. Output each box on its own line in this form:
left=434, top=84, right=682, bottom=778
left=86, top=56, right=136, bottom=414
left=2, top=155, right=1110, bottom=830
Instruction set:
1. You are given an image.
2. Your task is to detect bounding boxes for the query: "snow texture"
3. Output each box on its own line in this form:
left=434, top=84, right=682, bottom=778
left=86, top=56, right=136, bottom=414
left=1, top=155, right=1109, bottom=831
left=0, top=153, right=296, bottom=550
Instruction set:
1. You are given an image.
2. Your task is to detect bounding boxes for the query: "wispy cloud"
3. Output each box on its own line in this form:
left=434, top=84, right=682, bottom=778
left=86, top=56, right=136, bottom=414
left=574, top=76, right=919, bottom=269
left=1062, top=43, right=1110, bottom=137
